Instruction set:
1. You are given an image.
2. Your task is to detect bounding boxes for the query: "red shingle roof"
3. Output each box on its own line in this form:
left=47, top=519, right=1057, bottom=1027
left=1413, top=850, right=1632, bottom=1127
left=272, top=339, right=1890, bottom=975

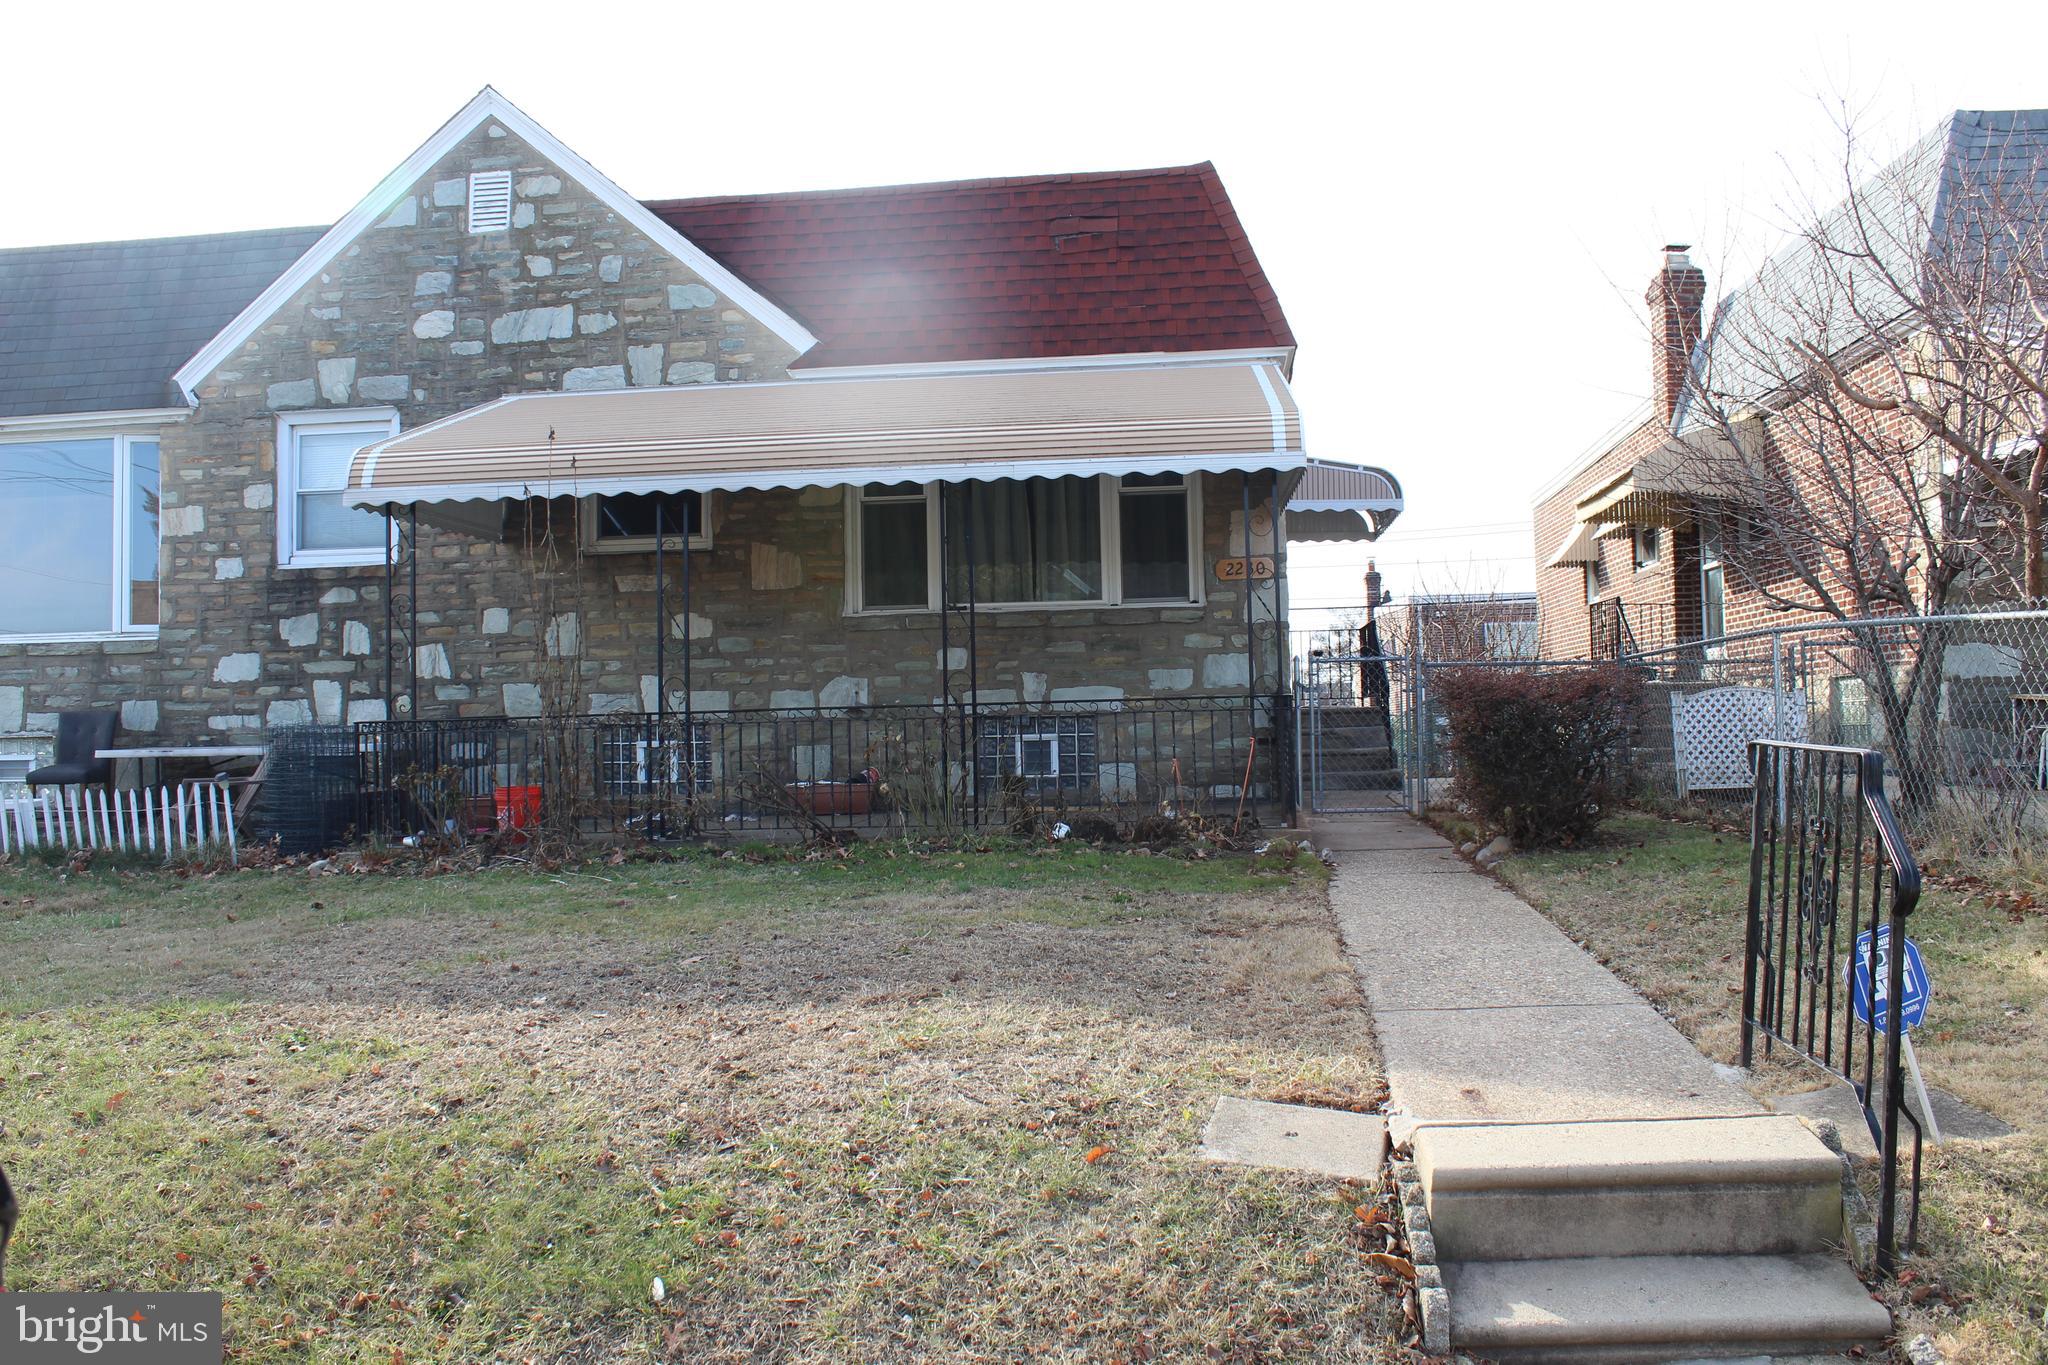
left=645, top=162, right=1294, bottom=370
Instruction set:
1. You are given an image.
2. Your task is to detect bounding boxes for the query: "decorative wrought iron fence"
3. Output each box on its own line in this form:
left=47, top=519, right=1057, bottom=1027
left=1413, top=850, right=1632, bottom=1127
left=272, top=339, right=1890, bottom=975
left=1744, top=740, right=1924, bottom=1275
left=341, top=694, right=1286, bottom=844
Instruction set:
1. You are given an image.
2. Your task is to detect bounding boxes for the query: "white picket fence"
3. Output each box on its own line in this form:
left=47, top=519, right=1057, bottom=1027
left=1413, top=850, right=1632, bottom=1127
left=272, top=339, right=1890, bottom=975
left=0, top=782, right=238, bottom=863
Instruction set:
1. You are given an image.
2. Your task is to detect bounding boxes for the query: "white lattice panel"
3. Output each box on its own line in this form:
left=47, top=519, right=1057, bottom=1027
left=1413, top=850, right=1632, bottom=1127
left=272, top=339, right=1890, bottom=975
left=1671, top=686, right=1808, bottom=794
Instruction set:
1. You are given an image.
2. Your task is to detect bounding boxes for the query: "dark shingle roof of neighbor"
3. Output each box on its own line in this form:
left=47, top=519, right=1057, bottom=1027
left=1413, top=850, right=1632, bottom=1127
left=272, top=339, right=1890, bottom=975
left=1688, top=108, right=2048, bottom=417
left=0, top=226, right=327, bottom=419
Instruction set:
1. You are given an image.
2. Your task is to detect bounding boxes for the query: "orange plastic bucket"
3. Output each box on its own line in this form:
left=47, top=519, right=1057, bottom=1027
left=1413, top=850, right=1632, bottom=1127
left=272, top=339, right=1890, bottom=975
left=494, top=785, right=543, bottom=830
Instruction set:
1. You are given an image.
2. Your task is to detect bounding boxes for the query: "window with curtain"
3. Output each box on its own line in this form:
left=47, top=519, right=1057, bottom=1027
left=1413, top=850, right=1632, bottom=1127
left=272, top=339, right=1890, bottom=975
left=280, top=412, right=399, bottom=566
left=943, top=475, right=1102, bottom=604
left=0, top=434, right=160, bottom=636
left=1117, top=473, right=1191, bottom=601
left=858, top=482, right=929, bottom=609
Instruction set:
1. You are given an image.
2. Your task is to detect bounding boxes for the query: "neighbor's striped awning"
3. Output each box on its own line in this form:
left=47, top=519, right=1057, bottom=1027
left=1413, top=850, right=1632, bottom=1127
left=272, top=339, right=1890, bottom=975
left=1575, top=421, right=1766, bottom=527
left=346, top=362, right=1306, bottom=520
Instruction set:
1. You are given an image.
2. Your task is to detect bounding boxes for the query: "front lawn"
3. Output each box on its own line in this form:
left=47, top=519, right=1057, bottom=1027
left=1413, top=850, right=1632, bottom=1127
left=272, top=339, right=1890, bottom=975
left=1493, top=812, right=2048, bottom=1362
left=0, top=844, right=1407, bottom=1362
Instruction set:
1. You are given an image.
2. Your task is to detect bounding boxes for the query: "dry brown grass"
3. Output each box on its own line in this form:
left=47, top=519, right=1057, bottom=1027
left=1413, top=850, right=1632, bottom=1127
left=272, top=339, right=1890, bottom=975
left=0, top=847, right=1410, bottom=1363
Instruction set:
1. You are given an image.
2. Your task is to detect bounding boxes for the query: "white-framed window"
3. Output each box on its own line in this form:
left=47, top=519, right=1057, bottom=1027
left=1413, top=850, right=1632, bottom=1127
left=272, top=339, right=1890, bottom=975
left=0, top=429, right=162, bottom=640
left=277, top=409, right=400, bottom=569
left=1584, top=556, right=1609, bottom=605
left=845, top=473, right=1204, bottom=614
left=1632, top=525, right=1661, bottom=571
left=1699, top=516, right=1727, bottom=641
left=580, top=491, right=713, bottom=554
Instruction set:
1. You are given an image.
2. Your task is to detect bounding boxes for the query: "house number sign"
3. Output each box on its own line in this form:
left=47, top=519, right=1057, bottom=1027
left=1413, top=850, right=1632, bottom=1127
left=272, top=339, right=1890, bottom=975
left=1214, top=556, right=1276, bottom=581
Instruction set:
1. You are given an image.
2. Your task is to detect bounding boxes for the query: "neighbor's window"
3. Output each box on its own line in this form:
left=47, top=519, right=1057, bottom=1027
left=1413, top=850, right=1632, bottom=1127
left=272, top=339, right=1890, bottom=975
left=944, top=476, right=1103, bottom=604
left=1117, top=473, right=1192, bottom=601
left=857, top=483, right=930, bottom=609
left=1632, top=526, right=1661, bottom=571
left=1585, top=556, right=1609, bottom=604
left=584, top=491, right=711, bottom=553
left=0, top=433, right=159, bottom=637
left=278, top=410, right=399, bottom=568
left=1699, top=516, right=1727, bottom=640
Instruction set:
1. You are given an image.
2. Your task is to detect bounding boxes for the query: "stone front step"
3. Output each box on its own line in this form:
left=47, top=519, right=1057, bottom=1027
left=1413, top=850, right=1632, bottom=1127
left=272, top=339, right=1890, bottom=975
left=1442, top=1252, right=1891, bottom=1363
left=1416, top=1116, right=1846, bottom=1260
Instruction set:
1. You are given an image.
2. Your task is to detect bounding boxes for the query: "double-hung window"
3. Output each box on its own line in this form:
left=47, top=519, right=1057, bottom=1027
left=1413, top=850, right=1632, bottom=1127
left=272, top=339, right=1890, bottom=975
left=0, top=431, right=160, bottom=638
left=277, top=410, right=400, bottom=568
left=848, top=473, right=1201, bottom=612
left=1699, top=517, right=1727, bottom=641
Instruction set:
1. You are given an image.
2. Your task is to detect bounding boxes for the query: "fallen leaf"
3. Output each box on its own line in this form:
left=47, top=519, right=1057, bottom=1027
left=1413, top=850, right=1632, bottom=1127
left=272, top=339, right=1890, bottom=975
left=1082, top=1145, right=1112, bottom=1164
left=1364, top=1252, right=1416, bottom=1280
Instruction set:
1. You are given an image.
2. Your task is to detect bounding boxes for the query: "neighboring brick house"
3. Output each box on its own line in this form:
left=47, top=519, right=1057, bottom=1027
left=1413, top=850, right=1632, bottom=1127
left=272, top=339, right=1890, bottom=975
left=0, top=89, right=1400, bottom=799
left=1534, top=110, right=2048, bottom=661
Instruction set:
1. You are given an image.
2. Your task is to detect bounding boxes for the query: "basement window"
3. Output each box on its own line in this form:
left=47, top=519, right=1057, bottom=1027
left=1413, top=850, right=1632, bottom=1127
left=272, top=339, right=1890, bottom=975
left=582, top=491, right=711, bottom=553
left=468, top=171, right=513, bottom=232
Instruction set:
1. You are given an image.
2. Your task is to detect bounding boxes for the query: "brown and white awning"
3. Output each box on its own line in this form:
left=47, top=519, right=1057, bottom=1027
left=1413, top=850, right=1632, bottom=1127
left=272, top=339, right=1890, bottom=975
left=1281, top=460, right=1404, bottom=542
left=1575, top=421, right=1766, bottom=527
left=346, top=362, right=1308, bottom=517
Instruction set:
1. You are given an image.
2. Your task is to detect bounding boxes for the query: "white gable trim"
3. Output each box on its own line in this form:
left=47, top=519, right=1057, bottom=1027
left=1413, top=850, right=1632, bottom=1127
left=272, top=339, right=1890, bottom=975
left=171, top=87, right=818, bottom=403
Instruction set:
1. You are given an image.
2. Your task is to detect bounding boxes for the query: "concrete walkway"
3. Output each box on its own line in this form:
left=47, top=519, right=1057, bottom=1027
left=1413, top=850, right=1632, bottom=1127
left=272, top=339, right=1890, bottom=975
left=1322, top=811, right=1762, bottom=1127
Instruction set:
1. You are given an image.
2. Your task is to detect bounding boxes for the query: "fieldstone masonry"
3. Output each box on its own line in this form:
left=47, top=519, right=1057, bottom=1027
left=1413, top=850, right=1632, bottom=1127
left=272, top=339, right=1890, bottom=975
left=0, top=121, right=1290, bottom=744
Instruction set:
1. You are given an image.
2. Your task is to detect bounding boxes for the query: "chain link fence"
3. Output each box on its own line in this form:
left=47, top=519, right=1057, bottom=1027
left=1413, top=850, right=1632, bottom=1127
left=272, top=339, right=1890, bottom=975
left=1623, top=607, right=2048, bottom=852
left=1293, top=604, right=2048, bottom=853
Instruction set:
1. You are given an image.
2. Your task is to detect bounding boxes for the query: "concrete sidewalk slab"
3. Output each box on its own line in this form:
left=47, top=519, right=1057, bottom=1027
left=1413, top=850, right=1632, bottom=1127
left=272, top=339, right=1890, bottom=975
left=1329, top=811, right=1760, bottom=1125
left=1373, top=1003, right=1760, bottom=1122
left=1311, top=815, right=1453, bottom=852
left=1770, top=1078, right=2016, bottom=1153
left=1198, top=1097, right=1388, bottom=1178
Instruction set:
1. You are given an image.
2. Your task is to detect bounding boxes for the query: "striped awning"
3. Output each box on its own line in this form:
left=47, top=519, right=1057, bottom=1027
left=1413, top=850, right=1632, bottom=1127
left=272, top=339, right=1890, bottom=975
left=1575, top=421, right=1765, bottom=527
left=1544, top=520, right=1605, bottom=567
left=1282, top=460, right=1404, bottom=542
left=346, top=362, right=1304, bottom=514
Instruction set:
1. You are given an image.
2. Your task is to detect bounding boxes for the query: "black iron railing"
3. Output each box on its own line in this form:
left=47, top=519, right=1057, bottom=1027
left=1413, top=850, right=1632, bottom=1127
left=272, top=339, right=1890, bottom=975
left=347, top=695, right=1286, bottom=842
left=1744, top=740, right=1924, bottom=1275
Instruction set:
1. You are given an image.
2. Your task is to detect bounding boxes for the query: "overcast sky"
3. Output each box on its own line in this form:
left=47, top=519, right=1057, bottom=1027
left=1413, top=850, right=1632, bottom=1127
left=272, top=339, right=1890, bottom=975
left=7, top=1, right=2042, bottom=618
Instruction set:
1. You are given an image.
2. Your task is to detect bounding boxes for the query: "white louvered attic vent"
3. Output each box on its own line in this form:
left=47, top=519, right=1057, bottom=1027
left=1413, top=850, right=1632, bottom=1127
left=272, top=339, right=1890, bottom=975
left=468, top=171, right=513, bottom=233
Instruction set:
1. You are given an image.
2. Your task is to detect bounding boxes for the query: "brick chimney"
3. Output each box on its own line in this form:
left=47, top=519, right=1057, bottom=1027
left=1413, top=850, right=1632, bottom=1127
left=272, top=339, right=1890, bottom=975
left=1648, top=245, right=1707, bottom=424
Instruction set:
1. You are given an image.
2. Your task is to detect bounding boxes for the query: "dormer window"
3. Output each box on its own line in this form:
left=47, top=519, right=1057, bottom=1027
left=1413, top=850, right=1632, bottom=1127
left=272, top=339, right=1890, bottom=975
left=467, top=171, right=513, bottom=232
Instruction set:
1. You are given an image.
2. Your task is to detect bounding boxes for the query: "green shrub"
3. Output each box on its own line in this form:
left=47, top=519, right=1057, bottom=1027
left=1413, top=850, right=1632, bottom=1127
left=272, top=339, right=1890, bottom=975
left=1434, top=665, right=1643, bottom=847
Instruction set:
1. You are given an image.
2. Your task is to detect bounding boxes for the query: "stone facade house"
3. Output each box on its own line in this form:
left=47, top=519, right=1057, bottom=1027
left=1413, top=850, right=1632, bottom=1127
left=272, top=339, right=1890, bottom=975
left=0, top=89, right=1399, bottom=823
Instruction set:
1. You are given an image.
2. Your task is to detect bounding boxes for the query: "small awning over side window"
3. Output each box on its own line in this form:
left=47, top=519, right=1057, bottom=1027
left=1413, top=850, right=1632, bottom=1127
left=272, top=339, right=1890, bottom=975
left=1281, top=460, right=1404, bottom=542
left=1544, top=520, right=1604, bottom=567
left=346, top=362, right=1305, bottom=529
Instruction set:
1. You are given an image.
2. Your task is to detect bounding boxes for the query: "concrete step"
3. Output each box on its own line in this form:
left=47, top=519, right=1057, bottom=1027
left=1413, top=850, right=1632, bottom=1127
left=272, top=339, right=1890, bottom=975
left=1443, top=1252, right=1890, bottom=1362
left=1417, top=1117, right=1846, bottom=1260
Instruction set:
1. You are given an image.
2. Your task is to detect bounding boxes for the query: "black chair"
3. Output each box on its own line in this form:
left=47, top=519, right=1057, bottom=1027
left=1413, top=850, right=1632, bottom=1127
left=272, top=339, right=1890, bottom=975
left=26, top=710, right=119, bottom=792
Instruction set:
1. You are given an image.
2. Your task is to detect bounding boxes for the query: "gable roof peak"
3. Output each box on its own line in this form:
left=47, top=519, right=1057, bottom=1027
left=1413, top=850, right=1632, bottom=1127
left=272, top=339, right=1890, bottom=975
left=170, top=87, right=817, bottom=401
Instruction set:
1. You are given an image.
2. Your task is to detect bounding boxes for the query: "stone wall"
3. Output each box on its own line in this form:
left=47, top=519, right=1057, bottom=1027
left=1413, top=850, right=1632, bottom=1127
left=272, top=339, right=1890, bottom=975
left=0, top=114, right=1285, bottom=741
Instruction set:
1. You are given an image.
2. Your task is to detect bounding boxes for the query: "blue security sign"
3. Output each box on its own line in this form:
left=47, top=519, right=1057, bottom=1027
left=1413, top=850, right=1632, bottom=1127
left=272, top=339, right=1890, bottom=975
left=1846, top=925, right=1931, bottom=1032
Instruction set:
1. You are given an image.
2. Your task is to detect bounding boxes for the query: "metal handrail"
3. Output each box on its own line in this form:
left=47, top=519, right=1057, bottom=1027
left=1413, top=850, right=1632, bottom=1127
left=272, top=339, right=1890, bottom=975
left=1743, top=739, right=1924, bottom=1275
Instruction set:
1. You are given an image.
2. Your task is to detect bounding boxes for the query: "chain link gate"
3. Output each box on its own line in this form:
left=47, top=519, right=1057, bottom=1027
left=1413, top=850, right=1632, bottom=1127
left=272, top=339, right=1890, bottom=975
left=1294, top=624, right=1413, bottom=813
